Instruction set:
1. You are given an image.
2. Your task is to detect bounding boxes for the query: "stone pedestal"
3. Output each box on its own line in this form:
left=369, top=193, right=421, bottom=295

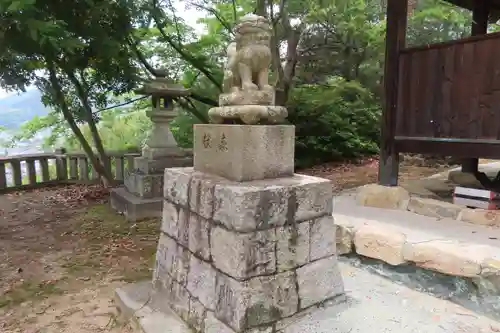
left=110, top=152, right=192, bottom=222
left=118, top=123, right=346, bottom=333
left=110, top=108, right=192, bottom=221
left=193, top=124, right=294, bottom=182
left=152, top=166, right=344, bottom=333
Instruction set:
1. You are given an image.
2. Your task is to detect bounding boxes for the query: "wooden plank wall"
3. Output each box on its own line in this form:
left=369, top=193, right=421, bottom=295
left=396, top=33, right=500, bottom=140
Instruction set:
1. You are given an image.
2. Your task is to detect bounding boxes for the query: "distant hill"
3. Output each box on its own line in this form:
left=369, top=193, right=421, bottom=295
left=0, top=89, right=50, bottom=129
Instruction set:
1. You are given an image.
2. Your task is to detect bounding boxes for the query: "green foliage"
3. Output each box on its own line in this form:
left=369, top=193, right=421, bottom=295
left=407, top=0, right=471, bottom=46
left=1, top=0, right=486, bottom=167
left=289, top=77, right=381, bottom=168
left=170, top=111, right=198, bottom=148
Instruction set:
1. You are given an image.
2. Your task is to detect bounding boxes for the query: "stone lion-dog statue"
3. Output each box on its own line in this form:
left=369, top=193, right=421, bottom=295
left=222, top=14, right=273, bottom=94
left=208, top=14, right=288, bottom=124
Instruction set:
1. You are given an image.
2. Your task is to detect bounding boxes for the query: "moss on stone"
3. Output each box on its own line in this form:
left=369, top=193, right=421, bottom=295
left=242, top=302, right=282, bottom=329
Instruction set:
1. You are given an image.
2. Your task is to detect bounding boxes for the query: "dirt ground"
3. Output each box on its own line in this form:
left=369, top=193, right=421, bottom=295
left=0, top=185, right=156, bottom=333
left=0, top=160, right=448, bottom=333
left=299, top=157, right=451, bottom=192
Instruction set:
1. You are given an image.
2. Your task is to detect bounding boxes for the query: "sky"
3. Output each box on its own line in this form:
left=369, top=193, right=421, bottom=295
left=0, top=2, right=205, bottom=100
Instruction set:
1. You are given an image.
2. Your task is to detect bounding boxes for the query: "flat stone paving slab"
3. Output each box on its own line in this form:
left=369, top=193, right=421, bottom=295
left=333, top=193, right=500, bottom=280
left=115, top=262, right=500, bottom=333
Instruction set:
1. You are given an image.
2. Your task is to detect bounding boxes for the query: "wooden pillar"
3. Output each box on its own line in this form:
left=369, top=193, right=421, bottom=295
left=472, top=0, right=490, bottom=35
left=462, top=0, right=490, bottom=174
left=378, top=0, right=408, bottom=186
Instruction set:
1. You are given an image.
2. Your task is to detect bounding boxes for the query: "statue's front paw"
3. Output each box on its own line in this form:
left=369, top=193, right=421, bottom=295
left=242, top=82, right=258, bottom=91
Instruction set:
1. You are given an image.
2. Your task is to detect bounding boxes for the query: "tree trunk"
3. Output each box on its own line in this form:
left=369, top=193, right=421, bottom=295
left=47, top=63, right=113, bottom=186
left=272, top=3, right=301, bottom=107
left=256, top=0, right=267, bottom=16
left=64, top=69, right=115, bottom=186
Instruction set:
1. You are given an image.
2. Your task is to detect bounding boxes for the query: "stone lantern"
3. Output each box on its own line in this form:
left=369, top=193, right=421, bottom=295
left=110, top=77, right=194, bottom=221
left=135, top=77, right=190, bottom=161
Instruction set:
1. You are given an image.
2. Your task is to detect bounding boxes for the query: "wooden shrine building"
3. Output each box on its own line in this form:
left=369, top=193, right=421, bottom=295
left=379, top=0, right=500, bottom=185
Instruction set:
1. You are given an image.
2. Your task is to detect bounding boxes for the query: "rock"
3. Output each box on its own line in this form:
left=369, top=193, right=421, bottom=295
left=403, top=240, right=485, bottom=277
left=215, top=271, right=299, bottom=331
left=354, top=225, right=407, bottom=265
left=275, top=222, right=310, bottom=272
left=189, top=173, right=218, bottom=219
left=458, top=208, right=500, bottom=227
left=166, top=279, right=191, bottom=321
left=188, top=213, right=211, bottom=261
left=293, top=177, right=333, bottom=222
left=213, top=182, right=291, bottom=232
left=356, top=184, right=410, bottom=210
left=335, top=225, right=354, bottom=255
left=407, top=197, right=461, bottom=220
left=161, top=202, right=188, bottom=247
left=188, top=297, right=207, bottom=332
left=211, top=174, right=333, bottom=232
left=205, top=311, right=234, bottom=333
left=211, top=226, right=276, bottom=279
left=164, top=167, right=194, bottom=206
left=161, top=200, right=180, bottom=238
left=186, top=255, right=217, bottom=310
left=448, top=170, right=483, bottom=187
left=415, top=178, right=455, bottom=196
left=479, top=256, right=500, bottom=294
left=481, top=256, right=500, bottom=276
left=154, top=233, right=190, bottom=286
left=154, top=234, right=190, bottom=286
left=401, top=180, right=442, bottom=199
left=309, top=216, right=337, bottom=261
left=296, top=256, right=345, bottom=309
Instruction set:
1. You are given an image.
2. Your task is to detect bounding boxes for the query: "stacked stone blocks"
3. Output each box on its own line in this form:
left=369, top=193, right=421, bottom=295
left=153, top=167, right=344, bottom=333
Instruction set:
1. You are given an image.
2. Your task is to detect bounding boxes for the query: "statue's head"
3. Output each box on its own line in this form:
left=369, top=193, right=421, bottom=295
left=234, top=14, right=272, bottom=47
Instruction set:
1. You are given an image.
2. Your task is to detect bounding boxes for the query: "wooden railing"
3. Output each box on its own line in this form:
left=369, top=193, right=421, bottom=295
left=0, top=148, right=141, bottom=193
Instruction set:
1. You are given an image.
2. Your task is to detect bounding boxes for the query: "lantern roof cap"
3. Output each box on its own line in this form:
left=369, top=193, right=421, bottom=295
left=135, top=75, right=191, bottom=97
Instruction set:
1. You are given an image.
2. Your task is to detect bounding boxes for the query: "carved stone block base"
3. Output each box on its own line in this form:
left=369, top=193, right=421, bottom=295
left=149, top=168, right=345, bottom=332
left=110, top=153, right=193, bottom=221
left=208, top=105, right=287, bottom=125
left=142, top=146, right=187, bottom=160
left=218, top=89, right=274, bottom=106
left=193, top=124, right=294, bottom=182
left=110, top=187, right=163, bottom=222
left=134, top=155, right=193, bottom=174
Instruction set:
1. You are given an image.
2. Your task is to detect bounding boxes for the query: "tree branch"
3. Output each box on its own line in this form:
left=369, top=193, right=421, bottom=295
left=189, top=2, right=234, bottom=34
left=189, top=92, right=218, bottom=106
left=231, top=0, right=238, bottom=22
left=177, top=97, right=209, bottom=123
left=151, top=1, right=222, bottom=90
left=128, top=37, right=160, bottom=77
left=166, top=0, right=183, bottom=43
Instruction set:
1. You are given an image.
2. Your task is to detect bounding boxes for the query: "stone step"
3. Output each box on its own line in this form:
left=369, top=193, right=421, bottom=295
left=115, top=263, right=500, bottom=333
left=333, top=193, right=500, bottom=288
left=115, top=281, right=192, bottom=333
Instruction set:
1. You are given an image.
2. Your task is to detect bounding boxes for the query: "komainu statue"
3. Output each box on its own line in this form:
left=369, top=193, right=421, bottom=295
left=222, top=15, right=272, bottom=94
left=209, top=14, right=288, bottom=125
